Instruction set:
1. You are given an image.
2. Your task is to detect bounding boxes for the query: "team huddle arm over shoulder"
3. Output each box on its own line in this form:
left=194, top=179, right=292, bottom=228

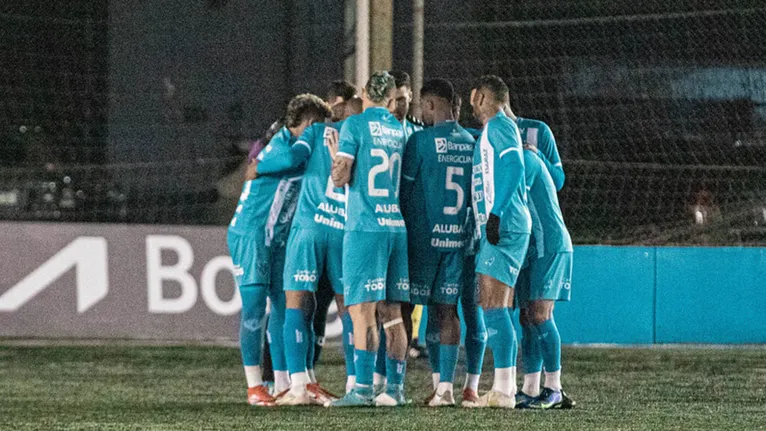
left=332, top=118, right=357, bottom=187
left=490, top=122, right=524, bottom=218
left=539, top=124, right=565, bottom=190
left=255, top=133, right=312, bottom=176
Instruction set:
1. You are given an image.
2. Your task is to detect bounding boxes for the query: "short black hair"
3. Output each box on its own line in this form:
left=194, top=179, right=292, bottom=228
left=420, top=78, right=454, bottom=103
left=388, top=70, right=411, bottom=89
left=327, top=80, right=357, bottom=102
left=365, top=71, right=396, bottom=103
left=285, top=93, right=332, bottom=128
left=474, top=75, right=508, bottom=103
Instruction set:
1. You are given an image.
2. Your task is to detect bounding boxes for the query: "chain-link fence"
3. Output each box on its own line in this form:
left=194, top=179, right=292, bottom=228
left=394, top=0, right=766, bottom=245
left=2, top=1, right=765, bottom=245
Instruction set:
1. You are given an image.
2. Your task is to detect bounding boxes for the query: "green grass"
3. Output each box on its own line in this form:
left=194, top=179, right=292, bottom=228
left=1, top=344, right=765, bottom=430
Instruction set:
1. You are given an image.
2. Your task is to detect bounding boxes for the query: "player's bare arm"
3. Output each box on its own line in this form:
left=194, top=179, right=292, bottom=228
left=331, top=156, right=353, bottom=187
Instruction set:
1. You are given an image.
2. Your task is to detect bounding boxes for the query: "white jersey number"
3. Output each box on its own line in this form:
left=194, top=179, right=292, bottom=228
left=443, top=166, right=465, bottom=215
left=368, top=149, right=402, bottom=198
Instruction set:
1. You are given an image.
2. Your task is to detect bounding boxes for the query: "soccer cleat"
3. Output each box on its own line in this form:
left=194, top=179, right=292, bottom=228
left=374, top=385, right=406, bottom=407
left=514, top=391, right=537, bottom=409
left=428, top=389, right=456, bottom=407
left=528, top=387, right=563, bottom=410
left=247, top=385, right=276, bottom=407
left=423, top=389, right=437, bottom=405
left=460, top=388, right=482, bottom=408
left=274, top=388, right=312, bottom=406
left=560, top=391, right=576, bottom=409
left=408, top=339, right=429, bottom=359
left=327, top=387, right=374, bottom=407
left=478, top=390, right=516, bottom=408
left=307, top=383, right=339, bottom=405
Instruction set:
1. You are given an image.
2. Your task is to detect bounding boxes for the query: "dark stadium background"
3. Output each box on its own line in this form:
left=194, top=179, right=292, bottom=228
left=1, top=0, right=764, bottom=244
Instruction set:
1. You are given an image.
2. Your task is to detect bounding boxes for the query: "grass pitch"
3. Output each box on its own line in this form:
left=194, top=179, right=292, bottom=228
left=0, top=343, right=764, bottom=430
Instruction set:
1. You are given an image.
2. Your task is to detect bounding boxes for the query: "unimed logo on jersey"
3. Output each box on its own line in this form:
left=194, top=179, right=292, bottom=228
left=435, top=137, right=448, bottom=154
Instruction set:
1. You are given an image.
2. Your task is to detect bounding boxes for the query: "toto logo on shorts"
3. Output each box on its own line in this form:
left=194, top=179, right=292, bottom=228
left=364, top=278, right=386, bottom=292
left=293, top=270, right=318, bottom=283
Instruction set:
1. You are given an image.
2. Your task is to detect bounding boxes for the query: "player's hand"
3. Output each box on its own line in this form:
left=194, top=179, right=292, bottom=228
left=245, top=159, right=259, bottom=180
left=486, top=213, right=500, bottom=245
left=326, top=129, right=339, bottom=160
left=523, top=143, right=538, bottom=153
left=331, top=157, right=353, bottom=187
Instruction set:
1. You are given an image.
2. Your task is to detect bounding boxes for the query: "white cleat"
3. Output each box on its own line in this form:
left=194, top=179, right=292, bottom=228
left=274, top=388, right=312, bottom=406
left=478, top=390, right=516, bottom=408
left=460, top=388, right=482, bottom=408
left=428, top=389, right=456, bottom=407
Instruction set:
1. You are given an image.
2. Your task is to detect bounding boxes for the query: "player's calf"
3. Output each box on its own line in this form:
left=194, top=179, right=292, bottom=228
left=375, top=301, right=408, bottom=406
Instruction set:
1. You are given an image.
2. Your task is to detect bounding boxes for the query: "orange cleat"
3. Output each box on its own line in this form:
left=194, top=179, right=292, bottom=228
left=461, top=388, right=482, bottom=408
left=247, top=385, right=276, bottom=407
left=307, top=383, right=339, bottom=404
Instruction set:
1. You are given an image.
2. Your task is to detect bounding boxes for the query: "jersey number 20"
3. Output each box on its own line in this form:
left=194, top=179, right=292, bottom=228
left=368, top=149, right=402, bottom=198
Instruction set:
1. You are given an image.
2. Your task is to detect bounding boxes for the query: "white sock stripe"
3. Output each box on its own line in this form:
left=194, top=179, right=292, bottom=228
left=382, top=317, right=404, bottom=329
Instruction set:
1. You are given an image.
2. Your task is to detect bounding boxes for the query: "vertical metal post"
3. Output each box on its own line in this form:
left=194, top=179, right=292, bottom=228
left=412, top=0, right=424, bottom=118
left=370, top=0, right=393, bottom=72
left=355, top=0, right=370, bottom=89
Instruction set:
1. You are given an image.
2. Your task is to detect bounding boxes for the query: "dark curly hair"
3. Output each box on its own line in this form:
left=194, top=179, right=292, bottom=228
left=285, top=93, right=332, bottom=128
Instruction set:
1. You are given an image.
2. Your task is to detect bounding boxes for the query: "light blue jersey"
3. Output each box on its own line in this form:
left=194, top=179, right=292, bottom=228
left=292, top=121, right=347, bottom=231
left=229, top=127, right=303, bottom=248
left=337, top=107, right=407, bottom=232
left=471, top=110, right=531, bottom=237
left=403, top=118, right=423, bottom=142
left=517, top=117, right=565, bottom=190
left=523, top=149, right=573, bottom=256
left=402, top=120, right=475, bottom=251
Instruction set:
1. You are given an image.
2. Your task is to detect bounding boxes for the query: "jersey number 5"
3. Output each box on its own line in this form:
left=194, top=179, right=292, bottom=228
left=443, top=166, right=465, bottom=215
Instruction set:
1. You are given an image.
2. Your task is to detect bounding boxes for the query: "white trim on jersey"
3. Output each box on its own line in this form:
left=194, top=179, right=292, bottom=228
left=479, top=129, right=495, bottom=216
left=402, top=174, right=415, bottom=181
left=295, top=140, right=312, bottom=154
left=499, top=146, right=520, bottom=159
left=264, top=175, right=303, bottom=247
left=336, top=152, right=355, bottom=160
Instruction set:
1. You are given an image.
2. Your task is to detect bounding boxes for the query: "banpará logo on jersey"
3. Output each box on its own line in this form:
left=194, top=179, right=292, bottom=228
left=369, top=122, right=404, bottom=138
left=435, top=138, right=448, bottom=154
left=435, top=138, right=472, bottom=154
left=293, top=270, right=318, bottom=283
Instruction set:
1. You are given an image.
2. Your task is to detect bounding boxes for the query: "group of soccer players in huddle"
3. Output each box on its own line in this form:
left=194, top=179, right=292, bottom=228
left=227, top=70, right=574, bottom=410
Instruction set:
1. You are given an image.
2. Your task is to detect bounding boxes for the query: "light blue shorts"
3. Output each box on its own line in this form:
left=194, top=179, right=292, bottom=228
left=343, top=231, right=410, bottom=306
left=475, top=233, right=530, bottom=288
left=515, top=251, right=573, bottom=308
left=227, top=230, right=271, bottom=287
left=409, top=244, right=466, bottom=306
left=283, top=226, right=344, bottom=294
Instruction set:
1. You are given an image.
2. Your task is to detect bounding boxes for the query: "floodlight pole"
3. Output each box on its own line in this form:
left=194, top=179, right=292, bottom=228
left=412, top=0, right=424, bottom=118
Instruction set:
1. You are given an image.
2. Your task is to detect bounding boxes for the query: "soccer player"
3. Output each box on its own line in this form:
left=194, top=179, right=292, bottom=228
left=502, top=101, right=565, bottom=191
left=227, top=94, right=330, bottom=406
left=449, top=91, right=488, bottom=407
left=253, top=112, right=353, bottom=406
left=400, top=78, right=475, bottom=406
left=469, top=75, right=531, bottom=408
left=327, top=80, right=359, bottom=122
left=329, top=71, right=410, bottom=407
left=513, top=145, right=575, bottom=409
left=388, top=70, right=424, bottom=141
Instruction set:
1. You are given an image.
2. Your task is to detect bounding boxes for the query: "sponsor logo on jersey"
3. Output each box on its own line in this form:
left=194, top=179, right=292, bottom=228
left=440, top=283, right=459, bottom=296
left=395, top=278, right=410, bottom=291
left=410, top=283, right=431, bottom=298
left=377, top=218, right=406, bottom=228
left=432, top=224, right=463, bottom=234
left=431, top=238, right=465, bottom=248
left=375, top=203, right=400, bottom=214
left=435, top=137, right=448, bottom=153
left=437, top=154, right=472, bottom=164
left=369, top=121, right=404, bottom=138
left=313, top=213, right=344, bottom=230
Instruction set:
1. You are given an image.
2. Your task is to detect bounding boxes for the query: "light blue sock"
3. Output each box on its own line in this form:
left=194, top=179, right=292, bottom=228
left=426, top=308, right=440, bottom=373
left=238, top=284, right=268, bottom=366
left=354, top=349, right=376, bottom=387
left=305, top=310, right=316, bottom=374
left=439, top=344, right=459, bottom=383
left=484, top=307, right=516, bottom=369
left=375, top=329, right=387, bottom=377
left=386, top=356, right=407, bottom=387
left=535, top=316, right=561, bottom=373
left=521, top=323, right=543, bottom=374
left=283, top=308, right=309, bottom=376
left=267, top=291, right=287, bottom=372
left=341, top=312, right=355, bottom=377
left=461, top=294, right=487, bottom=375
